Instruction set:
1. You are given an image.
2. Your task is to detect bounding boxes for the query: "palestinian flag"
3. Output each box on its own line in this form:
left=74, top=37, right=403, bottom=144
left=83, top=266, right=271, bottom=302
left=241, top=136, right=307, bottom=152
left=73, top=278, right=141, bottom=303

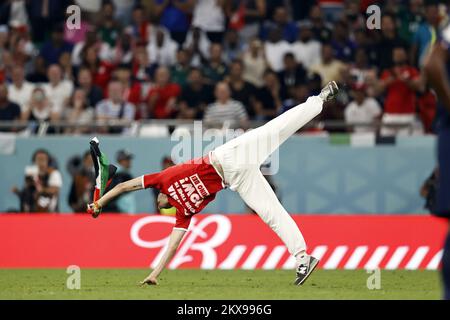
left=89, top=137, right=117, bottom=218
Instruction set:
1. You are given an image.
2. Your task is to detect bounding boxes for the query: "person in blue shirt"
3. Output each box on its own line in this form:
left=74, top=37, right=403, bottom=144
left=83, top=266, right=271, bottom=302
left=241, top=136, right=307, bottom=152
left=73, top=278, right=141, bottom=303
left=152, top=0, right=194, bottom=46
left=424, top=20, right=450, bottom=300
left=412, top=2, right=439, bottom=67
left=260, top=6, right=298, bottom=43
left=39, top=25, right=73, bottom=65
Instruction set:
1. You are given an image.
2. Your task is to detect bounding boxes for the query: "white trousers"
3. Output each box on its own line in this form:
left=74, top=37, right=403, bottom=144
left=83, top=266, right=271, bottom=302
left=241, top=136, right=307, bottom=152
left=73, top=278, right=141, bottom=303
left=213, top=96, right=324, bottom=256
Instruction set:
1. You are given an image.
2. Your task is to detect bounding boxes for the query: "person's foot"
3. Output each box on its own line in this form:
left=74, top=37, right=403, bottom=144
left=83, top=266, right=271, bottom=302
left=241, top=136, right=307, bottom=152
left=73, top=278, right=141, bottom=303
left=319, top=81, right=339, bottom=101
left=294, top=255, right=320, bottom=285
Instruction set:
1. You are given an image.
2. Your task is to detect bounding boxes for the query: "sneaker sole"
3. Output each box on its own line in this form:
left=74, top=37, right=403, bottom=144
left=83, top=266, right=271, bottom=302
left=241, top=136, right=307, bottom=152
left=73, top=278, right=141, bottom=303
left=294, top=258, right=320, bottom=286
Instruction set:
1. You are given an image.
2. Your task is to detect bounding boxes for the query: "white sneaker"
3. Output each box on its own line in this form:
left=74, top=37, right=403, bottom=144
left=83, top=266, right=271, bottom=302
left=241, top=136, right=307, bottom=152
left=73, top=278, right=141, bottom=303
left=294, top=255, right=320, bottom=286
left=319, top=81, right=339, bottom=101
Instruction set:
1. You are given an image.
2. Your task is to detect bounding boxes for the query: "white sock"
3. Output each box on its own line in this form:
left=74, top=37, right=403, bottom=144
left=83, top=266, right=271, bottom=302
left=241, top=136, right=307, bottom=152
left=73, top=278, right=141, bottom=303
left=295, top=251, right=308, bottom=265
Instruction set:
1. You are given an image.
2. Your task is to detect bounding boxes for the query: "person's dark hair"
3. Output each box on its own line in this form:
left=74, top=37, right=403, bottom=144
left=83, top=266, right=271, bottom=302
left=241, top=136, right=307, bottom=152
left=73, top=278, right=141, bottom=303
left=189, top=66, right=203, bottom=75
left=231, top=58, right=244, bottom=68
left=263, top=68, right=277, bottom=77
left=32, top=148, right=50, bottom=163
left=283, top=52, right=296, bottom=61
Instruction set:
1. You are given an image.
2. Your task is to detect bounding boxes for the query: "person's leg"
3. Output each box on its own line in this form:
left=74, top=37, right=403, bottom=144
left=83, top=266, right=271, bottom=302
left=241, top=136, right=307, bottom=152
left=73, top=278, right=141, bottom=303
left=215, top=95, right=324, bottom=168
left=237, top=168, right=306, bottom=257
left=443, top=227, right=450, bottom=300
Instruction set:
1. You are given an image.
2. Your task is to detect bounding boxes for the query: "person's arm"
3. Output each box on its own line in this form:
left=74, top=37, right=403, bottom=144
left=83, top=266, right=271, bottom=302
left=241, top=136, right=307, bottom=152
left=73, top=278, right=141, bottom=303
left=90, top=177, right=143, bottom=212
left=140, top=228, right=186, bottom=285
left=424, top=43, right=450, bottom=113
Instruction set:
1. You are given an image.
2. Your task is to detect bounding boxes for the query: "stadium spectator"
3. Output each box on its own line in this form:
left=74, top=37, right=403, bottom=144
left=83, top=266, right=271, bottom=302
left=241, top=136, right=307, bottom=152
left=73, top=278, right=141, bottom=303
left=27, top=0, right=70, bottom=43
left=191, top=0, right=228, bottom=43
left=260, top=6, right=298, bottom=43
left=146, top=66, right=181, bottom=119
left=62, top=88, right=94, bottom=134
left=308, top=4, right=333, bottom=43
left=310, top=43, right=347, bottom=86
left=242, top=38, right=267, bottom=88
left=11, top=149, right=62, bottom=212
left=264, top=28, right=291, bottom=72
left=226, top=59, right=257, bottom=118
left=330, top=20, right=355, bottom=62
left=59, top=51, right=74, bottom=81
left=202, top=43, right=228, bottom=85
left=103, top=149, right=136, bottom=213
left=132, top=44, right=157, bottom=83
left=411, top=1, right=439, bottom=67
left=147, top=27, right=177, bottom=66
left=291, top=22, right=321, bottom=70
left=151, top=0, right=194, bottom=45
left=95, top=80, right=136, bottom=133
left=178, top=67, right=214, bottom=119
left=229, top=0, right=266, bottom=42
left=42, top=64, right=74, bottom=114
left=106, top=31, right=134, bottom=66
left=71, top=29, right=102, bottom=67
left=7, top=65, right=34, bottom=112
left=76, top=67, right=104, bottom=108
left=112, top=0, right=135, bottom=26
left=67, top=150, right=94, bottom=213
left=170, top=49, right=190, bottom=87
left=344, top=83, right=382, bottom=133
left=347, top=48, right=378, bottom=97
left=223, top=29, right=245, bottom=64
left=376, top=46, right=423, bottom=136
left=398, top=0, right=425, bottom=45
left=0, top=0, right=29, bottom=29
left=183, top=26, right=210, bottom=67
left=81, top=45, right=114, bottom=90
left=112, top=65, right=142, bottom=107
left=376, top=13, right=409, bottom=71
left=203, top=81, right=249, bottom=129
left=97, top=1, right=121, bottom=47
left=39, top=25, right=73, bottom=65
left=26, top=56, right=49, bottom=83
left=21, top=87, right=58, bottom=125
left=253, top=69, right=284, bottom=120
left=0, top=25, right=9, bottom=71
left=0, top=83, right=21, bottom=129
left=278, top=52, right=307, bottom=94
left=126, top=4, right=152, bottom=45
left=280, top=83, right=310, bottom=114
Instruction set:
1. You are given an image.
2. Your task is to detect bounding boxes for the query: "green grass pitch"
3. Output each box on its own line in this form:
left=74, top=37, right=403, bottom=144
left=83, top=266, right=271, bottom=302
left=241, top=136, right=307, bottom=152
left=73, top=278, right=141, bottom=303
left=0, top=269, right=442, bottom=300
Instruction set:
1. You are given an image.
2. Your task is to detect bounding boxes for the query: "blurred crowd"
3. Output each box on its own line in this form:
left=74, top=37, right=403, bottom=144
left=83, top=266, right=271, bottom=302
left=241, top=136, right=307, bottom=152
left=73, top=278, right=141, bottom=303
left=0, top=0, right=446, bottom=135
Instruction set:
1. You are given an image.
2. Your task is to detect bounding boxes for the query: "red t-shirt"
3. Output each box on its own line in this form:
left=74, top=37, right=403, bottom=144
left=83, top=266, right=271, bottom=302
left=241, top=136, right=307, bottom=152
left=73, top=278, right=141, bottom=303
left=146, top=83, right=181, bottom=119
left=142, top=154, right=224, bottom=230
left=381, top=66, right=420, bottom=114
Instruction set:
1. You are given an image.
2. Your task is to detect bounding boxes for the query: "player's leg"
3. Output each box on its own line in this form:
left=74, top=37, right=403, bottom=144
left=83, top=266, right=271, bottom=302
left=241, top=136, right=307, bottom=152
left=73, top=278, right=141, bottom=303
left=237, top=169, right=319, bottom=285
left=214, top=82, right=338, bottom=169
left=443, top=228, right=450, bottom=300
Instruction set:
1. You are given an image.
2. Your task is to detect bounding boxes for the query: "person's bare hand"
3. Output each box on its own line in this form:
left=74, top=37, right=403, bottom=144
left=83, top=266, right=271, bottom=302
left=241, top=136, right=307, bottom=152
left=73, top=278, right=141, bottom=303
left=139, top=275, right=158, bottom=286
